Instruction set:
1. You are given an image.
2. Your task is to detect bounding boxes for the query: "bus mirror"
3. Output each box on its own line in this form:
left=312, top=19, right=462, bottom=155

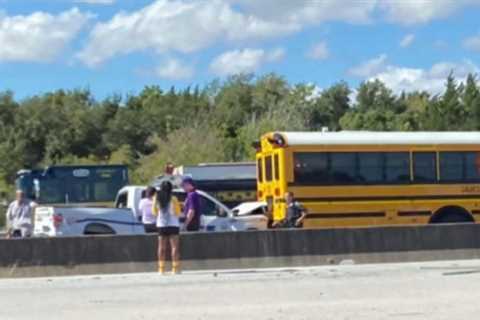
left=252, top=141, right=261, bottom=151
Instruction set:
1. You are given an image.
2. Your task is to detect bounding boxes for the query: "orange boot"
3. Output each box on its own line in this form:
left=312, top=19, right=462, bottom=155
left=172, top=261, right=181, bottom=275
left=158, top=261, right=166, bottom=274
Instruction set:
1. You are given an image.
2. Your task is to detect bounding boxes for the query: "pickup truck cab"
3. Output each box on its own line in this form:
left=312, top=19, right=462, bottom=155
left=34, top=186, right=267, bottom=237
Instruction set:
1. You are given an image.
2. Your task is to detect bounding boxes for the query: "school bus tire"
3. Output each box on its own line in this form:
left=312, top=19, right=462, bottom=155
left=429, top=206, right=475, bottom=224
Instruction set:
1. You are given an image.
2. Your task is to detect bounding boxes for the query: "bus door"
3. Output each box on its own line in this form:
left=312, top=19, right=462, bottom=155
left=264, top=151, right=285, bottom=222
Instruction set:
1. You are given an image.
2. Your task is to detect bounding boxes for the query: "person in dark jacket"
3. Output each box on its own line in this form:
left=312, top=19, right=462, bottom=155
left=274, top=192, right=307, bottom=228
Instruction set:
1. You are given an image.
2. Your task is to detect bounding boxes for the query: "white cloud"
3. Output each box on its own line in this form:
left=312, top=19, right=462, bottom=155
left=236, top=0, right=480, bottom=26
left=155, top=58, right=194, bottom=80
left=0, top=8, right=91, bottom=63
left=209, top=48, right=285, bottom=76
left=307, top=41, right=329, bottom=60
left=351, top=55, right=479, bottom=94
left=463, top=33, right=480, bottom=52
left=235, top=0, right=376, bottom=26
left=400, top=34, right=415, bottom=48
left=348, top=54, right=388, bottom=77
left=74, top=0, right=115, bottom=4
left=306, top=83, right=322, bottom=101
left=77, top=0, right=297, bottom=67
left=77, top=0, right=480, bottom=66
left=379, top=0, right=480, bottom=25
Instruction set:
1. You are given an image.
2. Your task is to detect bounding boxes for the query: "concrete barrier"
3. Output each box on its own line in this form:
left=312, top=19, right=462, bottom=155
left=1, top=224, right=480, bottom=278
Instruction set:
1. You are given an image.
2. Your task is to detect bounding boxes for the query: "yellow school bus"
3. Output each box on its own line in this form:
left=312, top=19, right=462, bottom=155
left=256, top=131, right=480, bottom=228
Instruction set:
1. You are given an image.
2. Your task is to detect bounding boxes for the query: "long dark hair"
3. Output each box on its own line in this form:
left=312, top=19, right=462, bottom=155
left=157, top=180, right=173, bottom=211
left=145, top=186, right=156, bottom=198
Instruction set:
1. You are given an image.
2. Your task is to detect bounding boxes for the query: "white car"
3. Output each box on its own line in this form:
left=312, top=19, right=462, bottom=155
left=232, top=201, right=268, bottom=216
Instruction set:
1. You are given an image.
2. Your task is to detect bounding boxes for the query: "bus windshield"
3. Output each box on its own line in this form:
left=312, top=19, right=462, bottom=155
left=15, top=165, right=129, bottom=205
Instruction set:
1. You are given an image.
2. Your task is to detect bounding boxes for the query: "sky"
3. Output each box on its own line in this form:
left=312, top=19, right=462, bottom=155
left=1, top=0, right=480, bottom=100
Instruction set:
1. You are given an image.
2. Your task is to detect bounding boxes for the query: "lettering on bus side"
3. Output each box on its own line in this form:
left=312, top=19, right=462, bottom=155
left=462, top=186, right=480, bottom=193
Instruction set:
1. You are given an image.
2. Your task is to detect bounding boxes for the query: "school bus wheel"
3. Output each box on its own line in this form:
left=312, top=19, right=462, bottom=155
left=429, top=206, right=475, bottom=224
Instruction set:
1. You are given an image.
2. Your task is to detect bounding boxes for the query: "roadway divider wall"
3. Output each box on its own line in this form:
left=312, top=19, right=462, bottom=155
left=1, top=224, right=480, bottom=278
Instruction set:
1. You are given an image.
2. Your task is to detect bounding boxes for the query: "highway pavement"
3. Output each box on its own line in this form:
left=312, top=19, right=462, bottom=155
left=0, top=260, right=479, bottom=320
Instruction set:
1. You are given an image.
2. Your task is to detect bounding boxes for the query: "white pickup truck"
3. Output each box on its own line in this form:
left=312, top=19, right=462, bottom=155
left=34, top=186, right=268, bottom=236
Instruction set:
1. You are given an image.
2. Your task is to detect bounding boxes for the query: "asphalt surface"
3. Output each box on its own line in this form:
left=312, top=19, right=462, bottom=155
left=0, top=260, right=479, bottom=320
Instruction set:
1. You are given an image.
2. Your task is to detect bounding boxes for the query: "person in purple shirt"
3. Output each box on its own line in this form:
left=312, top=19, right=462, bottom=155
left=181, top=177, right=201, bottom=232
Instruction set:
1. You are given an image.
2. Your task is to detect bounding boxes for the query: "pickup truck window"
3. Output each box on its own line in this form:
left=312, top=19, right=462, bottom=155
left=200, top=195, right=228, bottom=217
left=199, top=196, right=218, bottom=216
left=116, top=193, right=128, bottom=208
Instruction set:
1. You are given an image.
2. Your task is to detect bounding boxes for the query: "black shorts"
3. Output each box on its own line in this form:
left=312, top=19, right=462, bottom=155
left=144, top=224, right=158, bottom=233
left=158, top=226, right=180, bottom=236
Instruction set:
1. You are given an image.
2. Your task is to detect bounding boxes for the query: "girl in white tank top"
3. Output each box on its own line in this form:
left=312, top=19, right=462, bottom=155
left=155, top=181, right=181, bottom=274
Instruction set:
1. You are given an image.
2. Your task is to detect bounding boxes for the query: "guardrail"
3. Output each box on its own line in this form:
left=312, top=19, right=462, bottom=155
left=1, top=224, right=480, bottom=278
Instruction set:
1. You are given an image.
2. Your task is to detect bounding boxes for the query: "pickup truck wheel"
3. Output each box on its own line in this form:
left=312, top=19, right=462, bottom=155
left=84, top=223, right=116, bottom=235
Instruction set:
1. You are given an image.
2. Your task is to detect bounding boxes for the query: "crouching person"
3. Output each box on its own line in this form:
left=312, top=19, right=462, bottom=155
left=155, top=181, right=181, bottom=274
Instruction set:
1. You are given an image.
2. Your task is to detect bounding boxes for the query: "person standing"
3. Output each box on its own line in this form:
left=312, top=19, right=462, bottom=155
left=156, top=162, right=181, bottom=188
left=274, top=192, right=307, bottom=228
left=181, top=177, right=201, bottom=232
left=5, top=190, right=36, bottom=238
left=139, top=187, right=157, bottom=233
left=155, top=181, right=181, bottom=274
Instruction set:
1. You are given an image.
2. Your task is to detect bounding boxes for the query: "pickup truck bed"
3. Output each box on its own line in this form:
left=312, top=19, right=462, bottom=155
left=34, top=206, right=144, bottom=237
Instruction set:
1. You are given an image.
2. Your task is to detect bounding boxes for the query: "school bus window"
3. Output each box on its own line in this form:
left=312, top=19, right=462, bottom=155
left=440, top=152, right=463, bottom=181
left=440, top=152, right=480, bottom=182
left=385, top=152, right=410, bottom=183
left=357, top=153, right=383, bottom=183
left=465, top=152, right=480, bottom=181
left=257, top=158, right=264, bottom=183
left=330, top=153, right=356, bottom=184
left=274, top=154, right=280, bottom=180
left=294, top=152, right=328, bottom=185
left=294, top=152, right=411, bottom=185
left=413, top=152, right=437, bottom=183
left=265, top=155, right=273, bottom=181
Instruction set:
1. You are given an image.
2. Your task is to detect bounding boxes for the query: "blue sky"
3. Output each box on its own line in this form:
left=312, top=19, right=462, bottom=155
left=1, top=0, right=480, bottom=100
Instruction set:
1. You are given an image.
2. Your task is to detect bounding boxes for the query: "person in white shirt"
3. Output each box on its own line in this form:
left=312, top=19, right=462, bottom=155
left=155, top=180, right=181, bottom=274
left=138, top=187, right=157, bottom=233
left=6, top=190, right=36, bottom=238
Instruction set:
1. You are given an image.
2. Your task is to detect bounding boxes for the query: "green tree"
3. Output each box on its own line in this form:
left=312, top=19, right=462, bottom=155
left=307, top=82, right=351, bottom=130
left=430, top=73, right=466, bottom=130
left=340, top=109, right=397, bottom=130
left=213, top=74, right=254, bottom=137
left=134, top=124, right=227, bottom=184
left=355, top=80, right=400, bottom=113
left=463, top=74, right=480, bottom=129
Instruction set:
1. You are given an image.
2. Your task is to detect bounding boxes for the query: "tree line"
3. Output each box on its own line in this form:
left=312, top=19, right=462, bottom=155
left=1, top=72, right=480, bottom=199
